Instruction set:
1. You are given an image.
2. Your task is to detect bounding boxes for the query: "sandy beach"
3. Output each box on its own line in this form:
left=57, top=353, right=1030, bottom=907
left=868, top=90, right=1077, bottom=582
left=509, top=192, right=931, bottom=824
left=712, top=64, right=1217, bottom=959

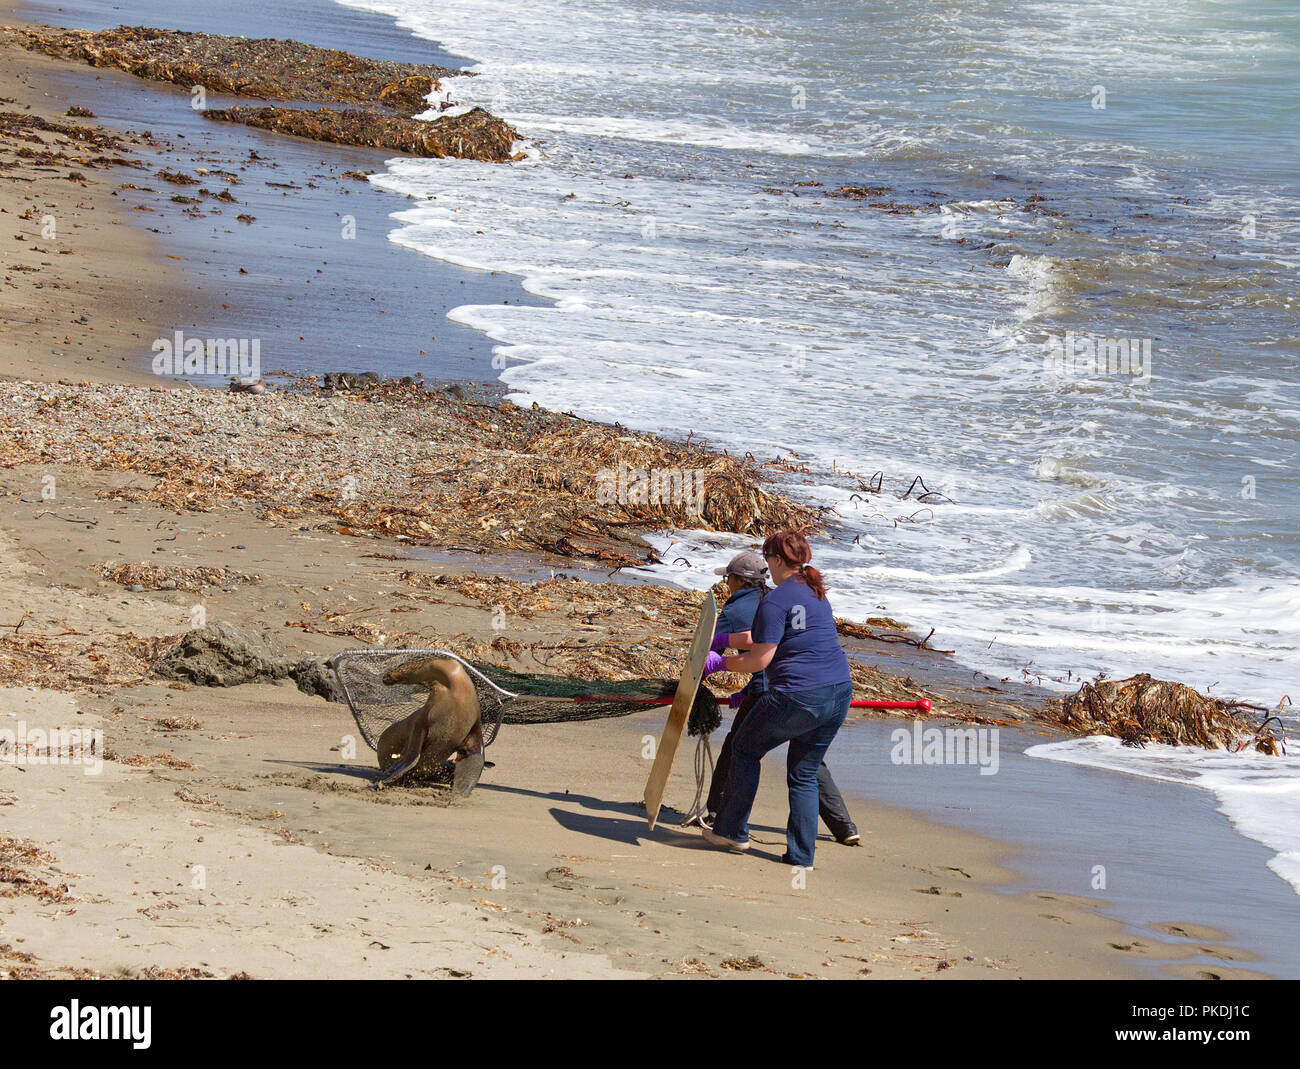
left=0, top=0, right=1288, bottom=984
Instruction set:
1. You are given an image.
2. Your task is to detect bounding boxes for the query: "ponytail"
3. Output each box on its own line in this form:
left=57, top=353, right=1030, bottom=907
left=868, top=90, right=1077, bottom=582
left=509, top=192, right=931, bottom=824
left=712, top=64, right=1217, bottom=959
left=798, top=563, right=827, bottom=600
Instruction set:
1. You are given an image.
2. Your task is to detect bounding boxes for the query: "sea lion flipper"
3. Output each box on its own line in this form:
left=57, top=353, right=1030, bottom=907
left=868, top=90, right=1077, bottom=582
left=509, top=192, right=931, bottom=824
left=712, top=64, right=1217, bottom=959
left=379, top=707, right=431, bottom=784
left=452, top=751, right=485, bottom=796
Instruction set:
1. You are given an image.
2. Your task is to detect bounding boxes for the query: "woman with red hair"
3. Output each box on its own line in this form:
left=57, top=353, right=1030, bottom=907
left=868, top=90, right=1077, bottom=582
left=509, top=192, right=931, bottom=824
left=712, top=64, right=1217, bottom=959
left=700, top=530, right=853, bottom=868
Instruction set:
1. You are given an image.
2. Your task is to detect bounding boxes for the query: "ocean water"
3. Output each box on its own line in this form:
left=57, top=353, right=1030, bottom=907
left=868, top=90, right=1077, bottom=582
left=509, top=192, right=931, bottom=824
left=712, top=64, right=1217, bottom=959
left=337, top=0, right=1300, bottom=892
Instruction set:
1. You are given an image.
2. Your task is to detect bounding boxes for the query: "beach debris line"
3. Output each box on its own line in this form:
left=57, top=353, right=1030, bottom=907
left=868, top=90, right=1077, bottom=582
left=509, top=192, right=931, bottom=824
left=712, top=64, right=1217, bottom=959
left=2, top=24, right=463, bottom=111
left=1050, top=674, right=1285, bottom=753
left=203, top=105, right=520, bottom=162
left=837, top=618, right=952, bottom=653
left=0, top=378, right=820, bottom=567
left=0, top=624, right=174, bottom=691
left=100, top=561, right=261, bottom=593
left=2, top=24, right=523, bottom=162
left=0, top=109, right=142, bottom=176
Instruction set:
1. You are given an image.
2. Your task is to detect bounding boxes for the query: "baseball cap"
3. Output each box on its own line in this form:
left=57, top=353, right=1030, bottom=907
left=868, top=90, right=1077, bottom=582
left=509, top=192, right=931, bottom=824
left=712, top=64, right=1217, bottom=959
left=714, top=550, right=768, bottom=582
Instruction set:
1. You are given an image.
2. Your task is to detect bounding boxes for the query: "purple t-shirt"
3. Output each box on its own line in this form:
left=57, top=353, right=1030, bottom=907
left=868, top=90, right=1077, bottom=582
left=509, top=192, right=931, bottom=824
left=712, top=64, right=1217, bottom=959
left=751, top=577, right=851, bottom=691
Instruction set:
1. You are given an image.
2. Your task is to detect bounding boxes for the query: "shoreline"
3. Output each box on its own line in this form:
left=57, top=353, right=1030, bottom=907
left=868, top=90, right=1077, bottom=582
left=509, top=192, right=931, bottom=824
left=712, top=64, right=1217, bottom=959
left=3, top=0, right=551, bottom=389
left=0, top=0, right=1286, bottom=980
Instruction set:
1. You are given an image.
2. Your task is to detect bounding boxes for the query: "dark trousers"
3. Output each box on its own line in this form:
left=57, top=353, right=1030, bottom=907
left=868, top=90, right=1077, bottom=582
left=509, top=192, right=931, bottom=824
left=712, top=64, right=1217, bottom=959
left=706, top=692, right=857, bottom=841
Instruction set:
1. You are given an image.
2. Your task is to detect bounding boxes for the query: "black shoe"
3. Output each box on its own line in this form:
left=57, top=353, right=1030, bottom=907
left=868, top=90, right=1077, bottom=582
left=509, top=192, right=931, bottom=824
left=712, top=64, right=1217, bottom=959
left=836, top=830, right=860, bottom=846
left=780, top=853, right=813, bottom=870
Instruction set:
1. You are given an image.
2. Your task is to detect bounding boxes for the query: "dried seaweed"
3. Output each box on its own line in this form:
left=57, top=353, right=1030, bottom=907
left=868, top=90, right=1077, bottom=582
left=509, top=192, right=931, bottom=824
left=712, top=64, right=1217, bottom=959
left=0, top=837, right=73, bottom=903
left=1051, top=674, right=1281, bottom=751
left=203, top=105, right=520, bottom=162
left=0, top=380, right=825, bottom=567
left=101, top=562, right=261, bottom=593
left=2, top=24, right=521, bottom=161
left=0, top=109, right=142, bottom=175
left=3, top=25, right=460, bottom=113
left=0, top=628, right=177, bottom=691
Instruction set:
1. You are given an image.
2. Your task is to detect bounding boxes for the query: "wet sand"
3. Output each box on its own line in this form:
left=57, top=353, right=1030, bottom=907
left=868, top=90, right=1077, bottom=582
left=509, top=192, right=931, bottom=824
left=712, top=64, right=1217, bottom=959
left=0, top=456, right=1266, bottom=979
left=4, top=0, right=546, bottom=387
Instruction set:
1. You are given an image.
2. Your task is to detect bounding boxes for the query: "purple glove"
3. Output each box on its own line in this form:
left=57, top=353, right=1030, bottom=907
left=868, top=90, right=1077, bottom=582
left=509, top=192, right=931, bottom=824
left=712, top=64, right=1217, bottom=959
left=704, top=651, right=725, bottom=676
left=727, top=692, right=746, bottom=709
left=710, top=632, right=731, bottom=653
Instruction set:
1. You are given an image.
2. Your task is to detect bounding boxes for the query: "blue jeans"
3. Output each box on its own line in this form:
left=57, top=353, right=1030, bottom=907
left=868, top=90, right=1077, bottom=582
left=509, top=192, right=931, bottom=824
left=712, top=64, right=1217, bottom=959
left=711, top=680, right=852, bottom=867
left=706, top=694, right=858, bottom=841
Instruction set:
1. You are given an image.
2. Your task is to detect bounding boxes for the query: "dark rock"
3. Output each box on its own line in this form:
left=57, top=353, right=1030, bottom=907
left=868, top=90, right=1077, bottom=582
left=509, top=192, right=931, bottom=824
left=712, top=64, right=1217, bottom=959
left=153, top=622, right=297, bottom=687
left=290, top=658, right=344, bottom=703
left=153, top=622, right=345, bottom=701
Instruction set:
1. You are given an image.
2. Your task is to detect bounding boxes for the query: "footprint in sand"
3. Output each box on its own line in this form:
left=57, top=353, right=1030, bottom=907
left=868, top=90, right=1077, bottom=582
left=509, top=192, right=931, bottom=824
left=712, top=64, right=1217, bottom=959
left=585, top=893, right=624, bottom=907
left=1038, top=913, right=1069, bottom=924
left=1109, top=941, right=1150, bottom=953
left=1196, top=944, right=1251, bottom=962
left=545, top=865, right=582, bottom=890
left=1152, top=921, right=1227, bottom=942
left=914, top=886, right=962, bottom=898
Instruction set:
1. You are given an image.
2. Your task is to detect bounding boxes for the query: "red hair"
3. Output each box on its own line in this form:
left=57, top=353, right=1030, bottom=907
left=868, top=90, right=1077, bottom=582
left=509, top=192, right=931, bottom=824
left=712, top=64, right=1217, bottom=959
left=762, top=530, right=827, bottom=600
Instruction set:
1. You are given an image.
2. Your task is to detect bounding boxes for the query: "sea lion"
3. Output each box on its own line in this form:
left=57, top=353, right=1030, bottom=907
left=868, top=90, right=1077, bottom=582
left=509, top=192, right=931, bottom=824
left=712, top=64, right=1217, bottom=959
left=377, top=655, right=484, bottom=794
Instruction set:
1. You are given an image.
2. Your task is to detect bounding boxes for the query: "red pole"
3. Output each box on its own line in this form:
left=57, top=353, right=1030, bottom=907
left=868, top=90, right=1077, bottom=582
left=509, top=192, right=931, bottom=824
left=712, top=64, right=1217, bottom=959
left=852, top=699, right=932, bottom=713
left=570, top=696, right=932, bottom=713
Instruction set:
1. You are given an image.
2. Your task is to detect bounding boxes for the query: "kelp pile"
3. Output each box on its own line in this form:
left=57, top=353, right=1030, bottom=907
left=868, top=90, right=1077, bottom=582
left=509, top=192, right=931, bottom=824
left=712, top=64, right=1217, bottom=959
left=1050, top=674, right=1285, bottom=753
left=848, top=662, right=943, bottom=713
left=203, top=105, right=519, bottom=162
left=2, top=24, right=521, bottom=161
left=399, top=571, right=712, bottom=630
left=2, top=25, right=459, bottom=110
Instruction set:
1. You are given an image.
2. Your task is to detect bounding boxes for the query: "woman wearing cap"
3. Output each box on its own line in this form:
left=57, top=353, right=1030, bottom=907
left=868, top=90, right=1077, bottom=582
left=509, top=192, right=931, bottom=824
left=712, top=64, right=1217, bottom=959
left=700, top=531, right=854, bottom=868
left=703, top=550, right=858, bottom=846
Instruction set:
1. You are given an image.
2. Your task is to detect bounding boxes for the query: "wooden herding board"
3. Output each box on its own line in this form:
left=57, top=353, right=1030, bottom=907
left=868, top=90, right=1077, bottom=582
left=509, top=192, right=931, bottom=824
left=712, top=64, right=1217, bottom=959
left=643, top=592, right=718, bottom=830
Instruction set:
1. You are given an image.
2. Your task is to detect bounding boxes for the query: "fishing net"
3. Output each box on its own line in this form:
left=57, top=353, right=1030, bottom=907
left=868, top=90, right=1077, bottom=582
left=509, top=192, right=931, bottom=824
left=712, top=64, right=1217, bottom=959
left=330, top=648, right=720, bottom=753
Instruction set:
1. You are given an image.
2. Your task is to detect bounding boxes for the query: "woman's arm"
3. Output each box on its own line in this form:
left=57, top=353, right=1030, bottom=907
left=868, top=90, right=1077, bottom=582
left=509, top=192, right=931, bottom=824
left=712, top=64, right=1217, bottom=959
left=726, top=630, right=753, bottom=650
left=724, top=642, right=776, bottom=674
